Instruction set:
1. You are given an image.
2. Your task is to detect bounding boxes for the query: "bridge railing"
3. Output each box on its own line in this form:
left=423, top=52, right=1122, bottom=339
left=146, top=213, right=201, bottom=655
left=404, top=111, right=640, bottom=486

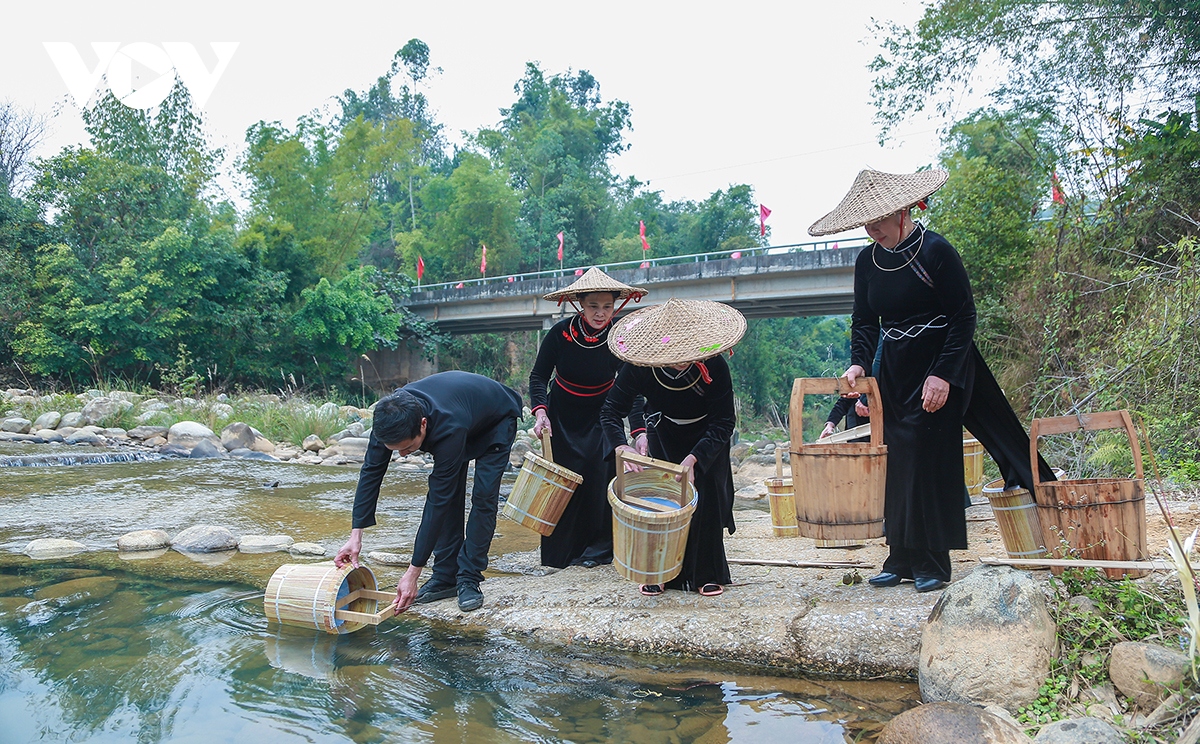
left=413, top=237, right=871, bottom=293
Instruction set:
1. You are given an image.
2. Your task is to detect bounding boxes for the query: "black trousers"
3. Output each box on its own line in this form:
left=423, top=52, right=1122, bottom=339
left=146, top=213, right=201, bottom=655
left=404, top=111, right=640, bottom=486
left=426, top=438, right=513, bottom=587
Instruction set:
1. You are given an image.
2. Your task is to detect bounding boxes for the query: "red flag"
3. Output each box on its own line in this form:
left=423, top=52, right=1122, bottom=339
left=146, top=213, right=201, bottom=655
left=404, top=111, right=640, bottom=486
left=480, top=244, right=487, bottom=274
left=416, top=255, right=425, bottom=280
left=759, top=204, right=771, bottom=237
left=639, top=220, right=650, bottom=252
left=557, top=231, right=564, bottom=262
left=1051, top=172, right=1066, bottom=205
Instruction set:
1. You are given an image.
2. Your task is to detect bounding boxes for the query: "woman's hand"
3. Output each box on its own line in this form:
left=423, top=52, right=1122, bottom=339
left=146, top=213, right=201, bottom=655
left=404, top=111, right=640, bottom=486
left=843, top=365, right=867, bottom=397
left=616, top=444, right=642, bottom=472
left=819, top=422, right=836, bottom=439
left=634, top=432, right=649, bottom=456
left=532, top=409, right=552, bottom=437
left=922, top=375, right=950, bottom=413
left=855, top=400, right=870, bottom=418
left=677, top=454, right=697, bottom=484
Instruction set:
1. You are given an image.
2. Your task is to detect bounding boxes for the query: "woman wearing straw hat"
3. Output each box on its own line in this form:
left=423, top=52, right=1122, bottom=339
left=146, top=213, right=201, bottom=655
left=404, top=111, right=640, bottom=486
left=530, top=267, right=649, bottom=569
left=810, top=168, right=1056, bottom=593
left=600, top=298, right=746, bottom=597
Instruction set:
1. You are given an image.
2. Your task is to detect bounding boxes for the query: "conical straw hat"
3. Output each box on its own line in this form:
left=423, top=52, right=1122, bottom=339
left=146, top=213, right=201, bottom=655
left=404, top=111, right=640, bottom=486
left=608, top=298, right=747, bottom=367
left=543, top=267, right=648, bottom=302
left=808, top=168, right=949, bottom=236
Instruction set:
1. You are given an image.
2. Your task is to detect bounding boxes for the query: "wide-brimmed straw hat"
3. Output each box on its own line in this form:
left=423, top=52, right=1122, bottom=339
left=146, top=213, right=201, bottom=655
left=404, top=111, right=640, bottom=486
left=808, top=168, right=949, bottom=236
left=608, top=298, right=746, bottom=367
left=543, top=267, right=648, bottom=303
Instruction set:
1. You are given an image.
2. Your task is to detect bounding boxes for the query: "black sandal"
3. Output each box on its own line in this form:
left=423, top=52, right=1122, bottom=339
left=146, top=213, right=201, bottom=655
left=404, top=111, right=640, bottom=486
left=639, top=584, right=664, bottom=596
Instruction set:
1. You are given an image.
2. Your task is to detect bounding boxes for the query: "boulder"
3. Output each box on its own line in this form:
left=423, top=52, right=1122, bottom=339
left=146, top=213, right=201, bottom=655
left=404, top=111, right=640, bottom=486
left=82, top=396, right=132, bottom=425
left=238, top=535, right=294, bottom=553
left=127, top=425, right=168, bottom=440
left=167, top=421, right=219, bottom=449
left=210, top=402, right=234, bottom=419
left=59, top=412, right=86, bottom=428
left=919, top=566, right=1057, bottom=712
left=23, top=538, right=89, bottom=560
left=229, top=449, right=278, bottom=461
left=289, top=542, right=326, bottom=556
left=250, top=436, right=275, bottom=453
left=102, top=427, right=128, bottom=439
left=879, top=702, right=1030, bottom=744
left=189, top=439, right=226, bottom=459
left=220, top=422, right=256, bottom=451
left=367, top=551, right=411, bottom=565
left=117, top=529, right=171, bottom=552
left=317, top=401, right=339, bottom=418
left=338, top=437, right=370, bottom=461
left=108, top=391, right=143, bottom=404
left=64, top=431, right=103, bottom=445
left=139, top=400, right=169, bottom=413
left=158, top=442, right=189, bottom=456
left=273, top=444, right=301, bottom=460
left=302, top=434, right=324, bottom=452
left=1032, top=716, right=1122, bottom=743
left=346, top=421, right=365, bottom=438
left=35, top=430, right=64, bottom=443
left=327, top=429, right=351, bottom=443
left=1, top=417, right=31, bottom=433
left=32, top=411, right=62, bottom=430
left=136, top=410, right=170, bottom=425
left=171, top=525, right=238, bottom=553
left=1108, top=641, right=1190, bottom=709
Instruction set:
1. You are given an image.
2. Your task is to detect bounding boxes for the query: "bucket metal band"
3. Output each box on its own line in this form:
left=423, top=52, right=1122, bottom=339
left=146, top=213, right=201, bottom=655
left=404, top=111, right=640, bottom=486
left=613, top=552, right=682, bottom=577
left=614, top=511, right=692, bottom=536
left=520, top=463, right=579, bottom=489
left=1044, top=495, right=1145, bottom=510
left=316, top=564, right=341, bottom=629
left=1008, top=548, right=1049, bottom=557
left=271, top=564, right=302, bottom=625
left=991, top=502, right=1037, bottom=512
left=504, top=501, right=557, bottom=528
left=798, top=517, right=883, bottom=526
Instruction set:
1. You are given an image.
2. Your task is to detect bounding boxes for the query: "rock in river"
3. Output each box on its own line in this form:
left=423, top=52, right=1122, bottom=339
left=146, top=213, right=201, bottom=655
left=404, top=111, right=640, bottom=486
left=23, top=538, right=90, bottom=560
left=117, top=529, right=171, bottom=552
left=171, top=525, right=238, bottom=553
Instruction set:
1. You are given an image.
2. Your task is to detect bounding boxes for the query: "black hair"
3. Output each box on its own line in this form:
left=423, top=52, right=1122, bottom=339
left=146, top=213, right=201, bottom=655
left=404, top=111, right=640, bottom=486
left=372, top=389, right=425, bottom=444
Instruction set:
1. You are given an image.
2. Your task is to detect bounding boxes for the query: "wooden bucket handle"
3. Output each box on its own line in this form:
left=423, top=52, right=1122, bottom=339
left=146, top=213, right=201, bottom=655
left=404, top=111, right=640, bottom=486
left=333, top=588, right=398, bottom=625
left=1028, top=409, right=1143, bottom=486
left=775, top=446, right=783, bottom=479
left=615, top=449, right=691, bottom=507
left=790, top=377, right=884, bottom=447
left=541, top=429, right=553, bottom=464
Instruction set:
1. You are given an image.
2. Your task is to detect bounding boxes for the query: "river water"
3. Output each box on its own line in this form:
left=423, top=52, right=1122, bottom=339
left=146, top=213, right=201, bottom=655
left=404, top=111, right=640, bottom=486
left=0, top=441, right=916, bottom=742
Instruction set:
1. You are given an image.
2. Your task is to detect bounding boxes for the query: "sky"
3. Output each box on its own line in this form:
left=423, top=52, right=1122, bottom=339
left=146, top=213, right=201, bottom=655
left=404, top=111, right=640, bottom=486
left=3, top=1, right=944, bottom=249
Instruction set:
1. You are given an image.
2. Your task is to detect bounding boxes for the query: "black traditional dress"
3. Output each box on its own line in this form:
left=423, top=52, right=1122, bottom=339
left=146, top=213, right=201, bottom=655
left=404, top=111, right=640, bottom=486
left=529, top=314, right=645, bottom=568
left=851, top=224, right=1055, bottom=581
left=600, top=356, right=736, bottom=591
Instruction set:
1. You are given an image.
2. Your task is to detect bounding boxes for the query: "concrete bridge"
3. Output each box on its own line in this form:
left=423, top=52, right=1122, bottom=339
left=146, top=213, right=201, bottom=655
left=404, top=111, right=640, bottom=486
left=406, top=239, right=868, bottom=335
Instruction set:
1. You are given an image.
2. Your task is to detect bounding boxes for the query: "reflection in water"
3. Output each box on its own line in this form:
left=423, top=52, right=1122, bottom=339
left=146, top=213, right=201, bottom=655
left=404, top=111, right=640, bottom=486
left=0, top=454, right=916, bottom=742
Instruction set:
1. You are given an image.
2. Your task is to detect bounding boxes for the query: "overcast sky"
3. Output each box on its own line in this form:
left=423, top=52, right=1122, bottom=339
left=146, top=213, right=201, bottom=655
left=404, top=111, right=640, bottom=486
left=4, top=1, right=943, bottom=248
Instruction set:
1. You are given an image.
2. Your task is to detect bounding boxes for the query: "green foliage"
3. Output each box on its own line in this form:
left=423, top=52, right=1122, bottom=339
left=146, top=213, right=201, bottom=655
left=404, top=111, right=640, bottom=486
left=419, top=153, right=519, bottom=280
left=292, top=266, right=401, bottom=376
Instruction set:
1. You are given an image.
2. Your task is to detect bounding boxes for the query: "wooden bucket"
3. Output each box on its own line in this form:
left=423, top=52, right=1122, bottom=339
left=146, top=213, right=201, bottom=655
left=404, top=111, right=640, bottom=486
left=502, top=432, right=583, bottom=536
left=963, top=436, right=985, bottom=497
left=264, top=562, right=395, bottom=634
left=766, top=447, right=798, bottom=537
left=982, top=478, right=1048, bottom=560
left=608, top=451, right=697, bottom=585
left=1030, top=410, right=1147, bottom=579
left=789, top=377, right=887, bottom=541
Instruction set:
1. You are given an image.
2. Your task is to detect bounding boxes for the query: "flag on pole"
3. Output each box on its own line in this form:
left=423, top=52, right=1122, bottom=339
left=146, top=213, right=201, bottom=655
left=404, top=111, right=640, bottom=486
left=416, top=255, right=425, bottom=281
left=639, top=220, right=650, bottom=252
left=759, top=204, right=771, bottom=237
left=480, top=244, right=487, bottom=275
left=1051, top=172, right=1066, bottom=205
left=556, top=231, right=564, bottom=262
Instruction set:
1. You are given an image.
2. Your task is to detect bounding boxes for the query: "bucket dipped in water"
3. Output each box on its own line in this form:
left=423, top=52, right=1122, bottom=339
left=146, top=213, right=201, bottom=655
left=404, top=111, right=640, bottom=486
left=608, top=451, right=696, bottom=585
left=789, top=377, right=887, bottom=541
left=264, top=562, right=395, bottom=634
left=502, top=432, right=583, bottom=536
left=1031, top=410, right=1147, bottom=580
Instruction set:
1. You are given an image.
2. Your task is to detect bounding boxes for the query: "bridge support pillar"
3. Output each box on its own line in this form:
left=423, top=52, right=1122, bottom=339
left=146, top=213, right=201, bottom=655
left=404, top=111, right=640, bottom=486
left=357, top=341, right=437, bottom=394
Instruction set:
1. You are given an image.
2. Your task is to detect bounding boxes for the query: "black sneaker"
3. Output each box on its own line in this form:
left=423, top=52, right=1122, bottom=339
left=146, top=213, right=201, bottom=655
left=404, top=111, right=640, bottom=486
left=415, top=579, right=457, bottom=604
left=457, top=582, right=483, bottom=612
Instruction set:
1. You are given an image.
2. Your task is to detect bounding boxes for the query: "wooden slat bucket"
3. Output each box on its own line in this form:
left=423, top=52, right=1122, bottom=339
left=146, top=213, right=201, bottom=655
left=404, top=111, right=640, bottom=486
left=1030, top=410, right=1147, bottom=580
left=789, top=377, right=887, bottom=541
left=963, top=436, right=985, bottom=497
left=766, top=448, right=798, bottom=537
left=608, top=451, right=696, bottom=585
left=502, top=432, right=583, bottom=536
left=982, top=478, right=1048, bottom=559
left=264, top=562, right=395, bottom=634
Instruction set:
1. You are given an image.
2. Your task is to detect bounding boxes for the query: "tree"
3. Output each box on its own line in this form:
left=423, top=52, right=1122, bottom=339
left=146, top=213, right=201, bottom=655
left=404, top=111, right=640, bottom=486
left=0, top=100, right=49, bottom=195
left=291, top=266, right=401, bottom=375
left=419, top=153, right=519, bottom=280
